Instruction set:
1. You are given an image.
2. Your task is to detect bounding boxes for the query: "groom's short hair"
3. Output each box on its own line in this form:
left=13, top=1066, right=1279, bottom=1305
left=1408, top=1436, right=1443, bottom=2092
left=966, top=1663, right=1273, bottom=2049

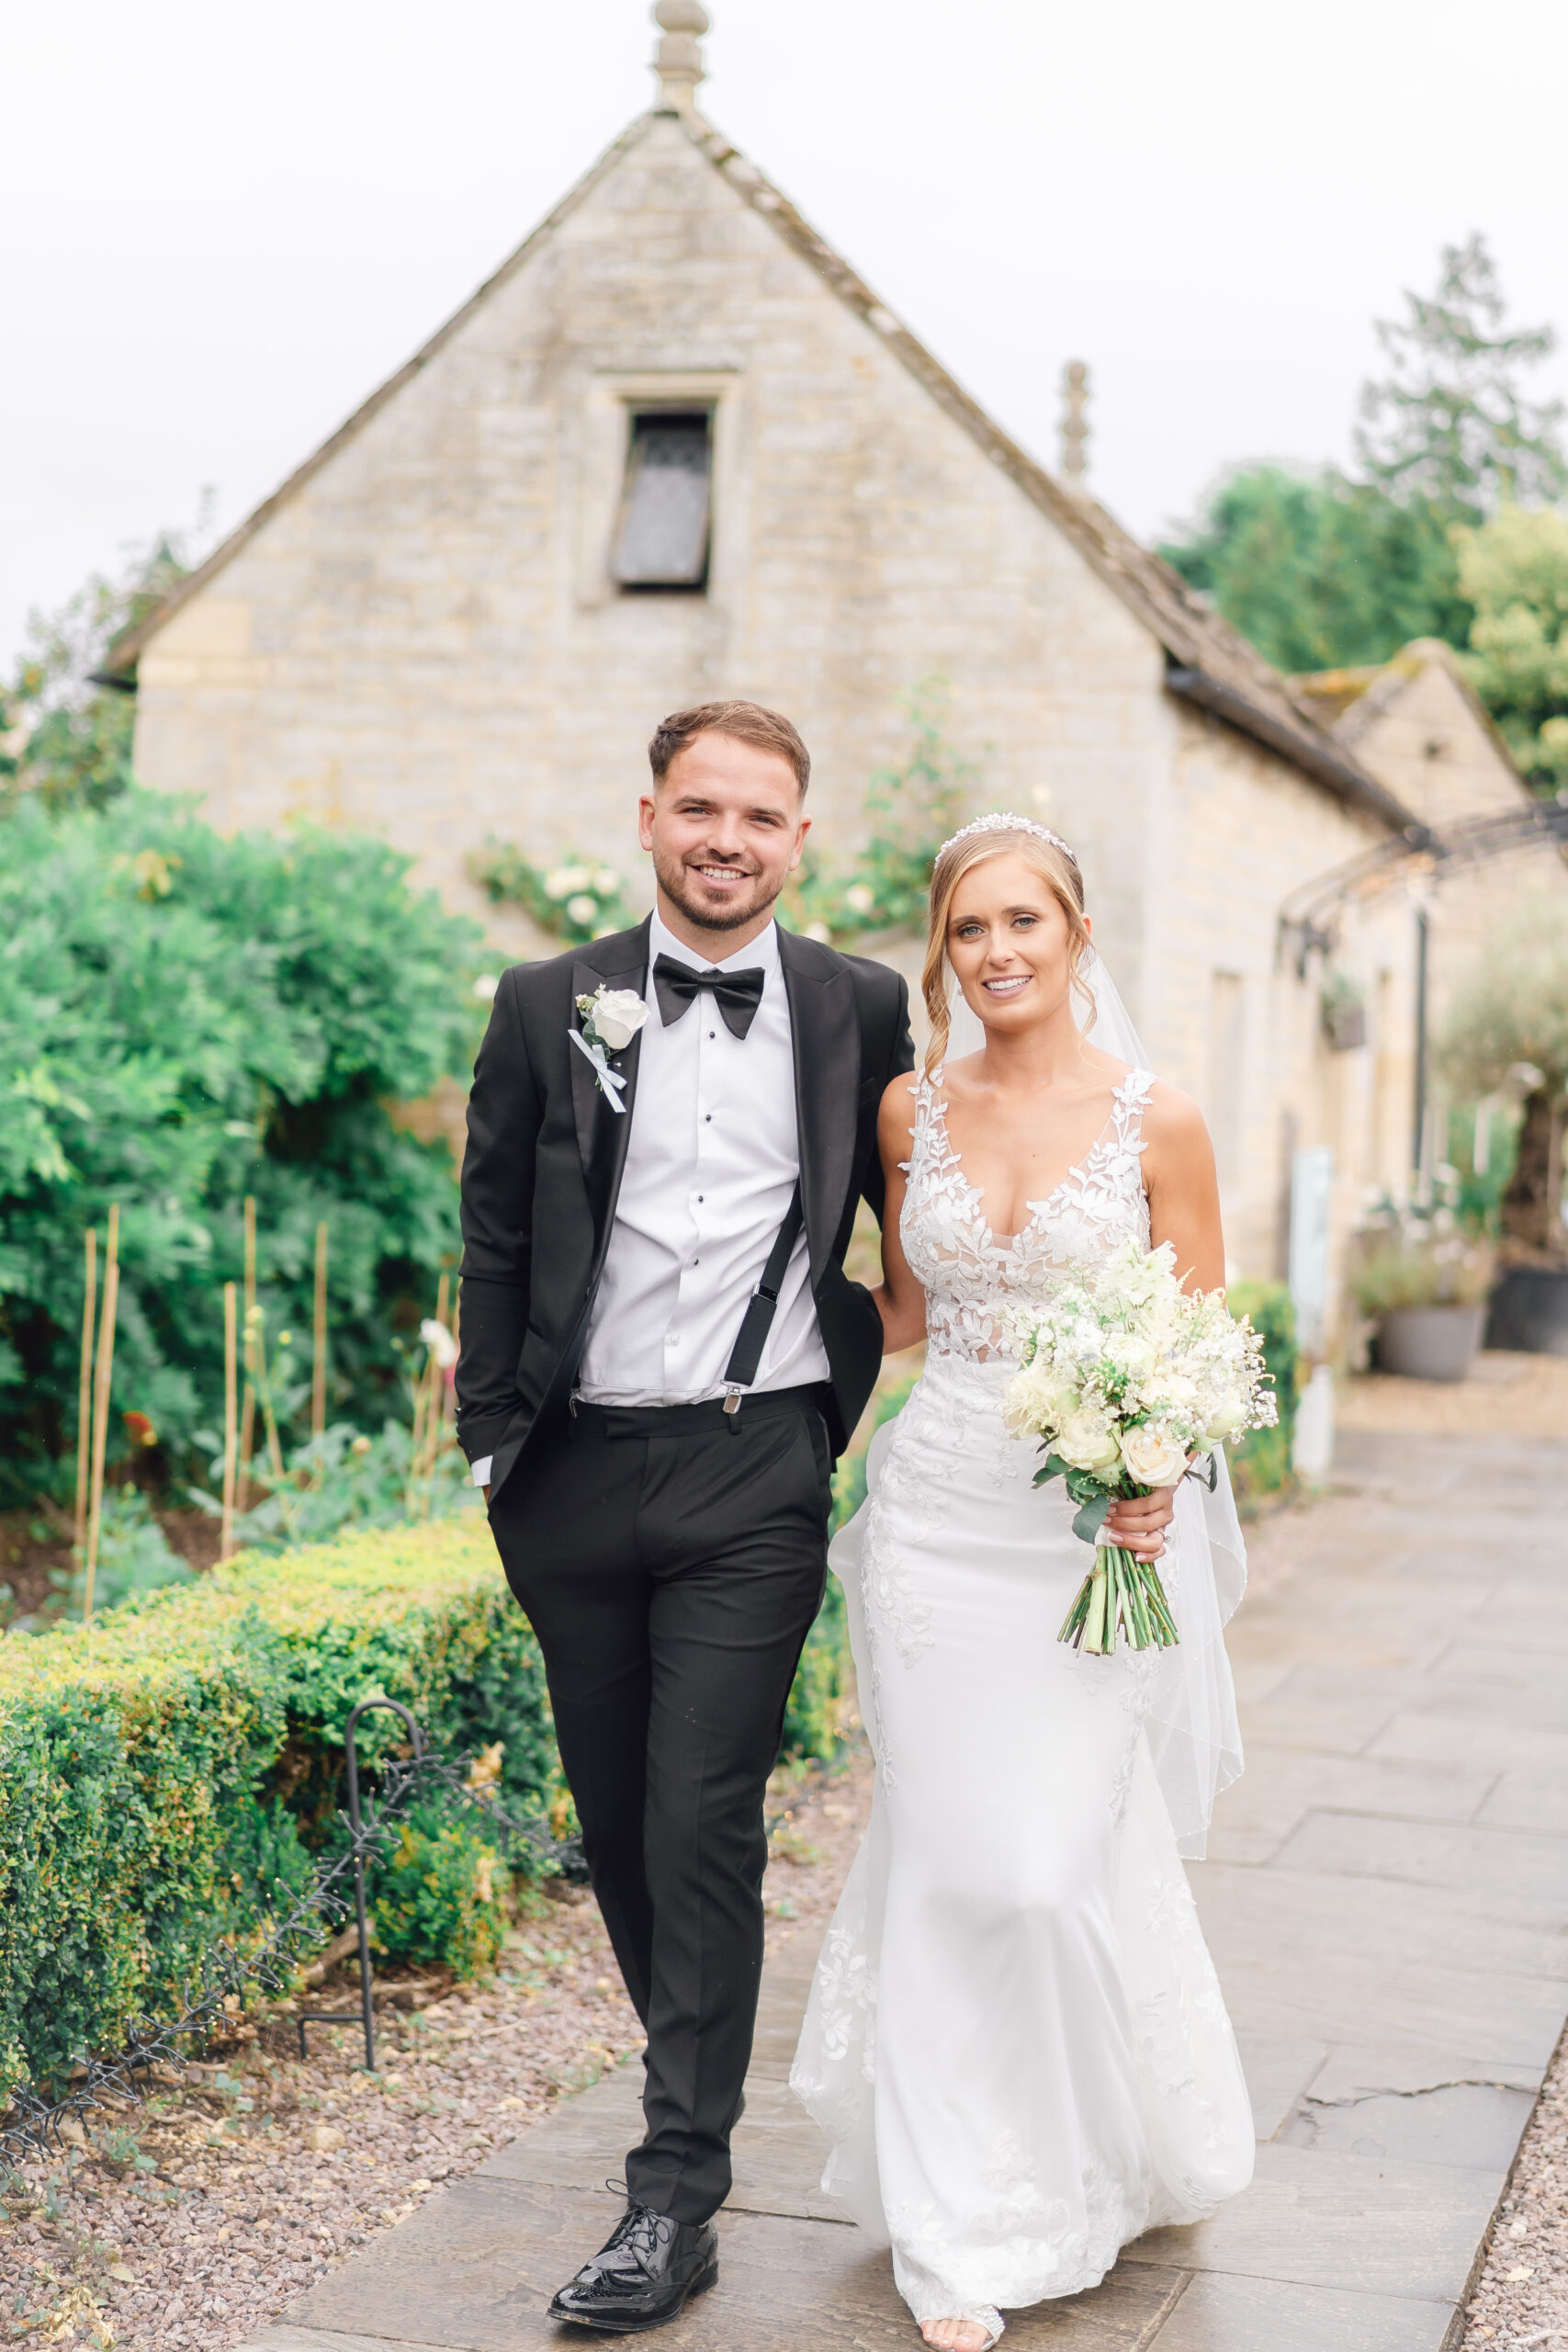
left=649, top=701, right=810, bottom=797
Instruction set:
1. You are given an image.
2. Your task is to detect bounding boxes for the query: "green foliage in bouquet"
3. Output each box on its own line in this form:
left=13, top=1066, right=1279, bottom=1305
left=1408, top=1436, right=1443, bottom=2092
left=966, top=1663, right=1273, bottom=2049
left=784, top=682, right=976, bottom=944
left=470, top=843, right=638, bottom=944
left=0, top=789, right=483, bottom=1505
left=1224, top=1282, right=1298, bottom=1505
left=0, top=1520, right=565, bottom=2098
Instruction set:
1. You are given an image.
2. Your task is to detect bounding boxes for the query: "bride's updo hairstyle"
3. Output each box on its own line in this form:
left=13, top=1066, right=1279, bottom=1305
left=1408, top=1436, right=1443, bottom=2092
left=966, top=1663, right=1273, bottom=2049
left=921, top=813, right=1091, bottom=1070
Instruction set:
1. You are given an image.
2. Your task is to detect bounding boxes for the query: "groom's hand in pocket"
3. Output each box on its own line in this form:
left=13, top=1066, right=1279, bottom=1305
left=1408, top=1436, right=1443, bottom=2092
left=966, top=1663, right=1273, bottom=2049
left=1105, top=1487, right=1175, bottom=1560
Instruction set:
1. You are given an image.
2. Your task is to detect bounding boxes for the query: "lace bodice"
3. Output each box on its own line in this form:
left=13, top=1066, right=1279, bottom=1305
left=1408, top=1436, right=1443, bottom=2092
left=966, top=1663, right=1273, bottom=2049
left=900, top=1066, right=1155, bottom=1364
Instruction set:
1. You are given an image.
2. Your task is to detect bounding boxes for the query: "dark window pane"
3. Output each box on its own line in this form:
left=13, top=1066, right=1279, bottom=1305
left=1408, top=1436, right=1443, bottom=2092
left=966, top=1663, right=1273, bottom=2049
left=615, top=413, right=711, bottom=588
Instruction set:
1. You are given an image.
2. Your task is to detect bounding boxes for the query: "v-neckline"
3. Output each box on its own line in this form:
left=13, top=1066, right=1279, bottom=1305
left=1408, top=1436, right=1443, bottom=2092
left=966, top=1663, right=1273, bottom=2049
left=925, top=1074, right=1131, bottom=1250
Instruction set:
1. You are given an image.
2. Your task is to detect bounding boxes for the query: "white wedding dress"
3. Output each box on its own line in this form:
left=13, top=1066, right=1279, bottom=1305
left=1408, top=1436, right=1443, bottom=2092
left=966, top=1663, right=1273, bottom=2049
left=791, top=1066, right=1256, bottom=2342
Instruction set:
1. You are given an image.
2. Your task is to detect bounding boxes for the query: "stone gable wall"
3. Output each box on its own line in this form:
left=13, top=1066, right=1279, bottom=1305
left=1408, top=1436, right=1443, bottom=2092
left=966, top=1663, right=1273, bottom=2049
left=132, top=110, right=1421, bottom=1313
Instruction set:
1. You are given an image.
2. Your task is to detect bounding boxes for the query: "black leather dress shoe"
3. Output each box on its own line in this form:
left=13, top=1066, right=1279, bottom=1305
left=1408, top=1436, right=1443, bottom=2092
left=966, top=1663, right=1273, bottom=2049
left=547, top=2203, right=718, bottom=2333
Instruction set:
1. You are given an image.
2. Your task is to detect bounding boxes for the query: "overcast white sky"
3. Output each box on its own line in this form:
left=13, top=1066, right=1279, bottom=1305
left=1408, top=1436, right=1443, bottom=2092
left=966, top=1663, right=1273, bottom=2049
left=4, top=0, right=1563, bottom=669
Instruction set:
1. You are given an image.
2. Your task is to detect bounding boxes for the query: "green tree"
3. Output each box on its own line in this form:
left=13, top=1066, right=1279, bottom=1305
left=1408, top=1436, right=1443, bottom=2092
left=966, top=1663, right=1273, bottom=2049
left=1158, top=465, right=1468, bottom=673
left=1440, top=888, right=1568, bottom=1262
left=1357, top=234, right=1567, bottom=521
left=0, top=790, right=483, bottom=1503
left=3, top=523, right=196, bottom=813
left=1456, top=504, right=1568, bottom=794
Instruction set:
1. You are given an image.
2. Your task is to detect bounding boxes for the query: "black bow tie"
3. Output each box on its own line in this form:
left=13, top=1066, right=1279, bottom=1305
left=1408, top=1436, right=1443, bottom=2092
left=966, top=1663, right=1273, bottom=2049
left=652, top=954, right=766, bottom=1040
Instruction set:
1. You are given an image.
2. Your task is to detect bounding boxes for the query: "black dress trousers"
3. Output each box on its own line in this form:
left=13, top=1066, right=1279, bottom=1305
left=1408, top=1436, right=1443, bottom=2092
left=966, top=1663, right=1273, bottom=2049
left=488, top=1385, right=831, bottom=2225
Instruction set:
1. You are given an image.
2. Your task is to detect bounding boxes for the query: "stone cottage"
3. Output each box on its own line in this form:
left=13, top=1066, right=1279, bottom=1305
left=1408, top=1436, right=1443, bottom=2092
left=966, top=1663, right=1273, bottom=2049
left=107, top=4, right=1483, bottom=1322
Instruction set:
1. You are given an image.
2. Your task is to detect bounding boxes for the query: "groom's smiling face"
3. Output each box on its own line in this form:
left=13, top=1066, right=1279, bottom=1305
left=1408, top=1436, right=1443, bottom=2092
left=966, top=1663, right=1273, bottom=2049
left=640, top=731, right=811, bottom=946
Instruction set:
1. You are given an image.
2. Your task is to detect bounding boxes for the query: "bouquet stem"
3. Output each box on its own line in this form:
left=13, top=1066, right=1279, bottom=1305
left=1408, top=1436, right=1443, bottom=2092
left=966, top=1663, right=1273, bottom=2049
left=1058, top=1544, right=1179, bottom=1655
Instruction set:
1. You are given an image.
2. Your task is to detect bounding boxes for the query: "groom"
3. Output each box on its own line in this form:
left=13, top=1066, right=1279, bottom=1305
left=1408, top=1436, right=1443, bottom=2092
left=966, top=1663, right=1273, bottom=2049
left=457, top=701, right=914, bottom=2330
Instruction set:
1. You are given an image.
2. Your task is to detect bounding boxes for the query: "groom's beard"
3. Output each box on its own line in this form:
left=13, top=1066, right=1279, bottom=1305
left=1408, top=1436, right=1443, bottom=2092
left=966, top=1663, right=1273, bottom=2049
left=652, top=847, right=786, bottom=937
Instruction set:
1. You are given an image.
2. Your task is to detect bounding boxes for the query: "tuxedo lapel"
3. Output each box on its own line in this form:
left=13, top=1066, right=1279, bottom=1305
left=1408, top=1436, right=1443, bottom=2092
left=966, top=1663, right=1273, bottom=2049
left=569, top=919, right=650, bottom=1260
left=778, top=927, right=862, bottom=1286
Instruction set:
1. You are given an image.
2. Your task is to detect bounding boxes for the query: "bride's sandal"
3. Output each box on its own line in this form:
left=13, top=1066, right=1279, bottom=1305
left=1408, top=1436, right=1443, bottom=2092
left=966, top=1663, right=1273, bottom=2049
left=919, top=2317, right=1002, bottom=2351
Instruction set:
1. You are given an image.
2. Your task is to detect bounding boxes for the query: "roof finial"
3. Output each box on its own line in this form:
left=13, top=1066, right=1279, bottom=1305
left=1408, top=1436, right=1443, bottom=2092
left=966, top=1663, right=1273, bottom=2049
left=1059, top=359, right=1090, bottom=492
left=652, top=1, right=709, bottom=115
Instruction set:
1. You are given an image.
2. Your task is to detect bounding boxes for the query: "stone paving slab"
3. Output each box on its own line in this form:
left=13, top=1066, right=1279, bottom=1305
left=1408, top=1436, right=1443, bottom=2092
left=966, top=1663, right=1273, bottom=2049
left=240, top=1430, right=1568, bottom=2350
left=1125, top=2143, right=1499, bottom=2300
left=1150, top=2273, right=1457, bottom=2352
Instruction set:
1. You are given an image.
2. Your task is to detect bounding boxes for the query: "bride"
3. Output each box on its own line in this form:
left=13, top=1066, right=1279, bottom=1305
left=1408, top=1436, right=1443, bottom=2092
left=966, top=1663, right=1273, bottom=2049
left=791, top=815, right=1256, bottom=2348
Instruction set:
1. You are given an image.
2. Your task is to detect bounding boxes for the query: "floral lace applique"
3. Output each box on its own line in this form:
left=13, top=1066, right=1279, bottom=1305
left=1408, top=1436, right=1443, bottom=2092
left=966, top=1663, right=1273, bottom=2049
left=900, top=1067, right=1154, bottom=1369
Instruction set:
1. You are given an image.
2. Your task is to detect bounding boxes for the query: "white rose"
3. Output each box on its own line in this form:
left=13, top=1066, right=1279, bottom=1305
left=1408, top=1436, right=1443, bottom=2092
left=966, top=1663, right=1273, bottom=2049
left=592, top=868, right=621, bottom=894
left=1120, top=1421, right=1189, bottom=1487
left=472, top=973, right=499, bottom=1002
left=1055, top=1409, right=1122, bottom=1475
left=844, top=882, right=876, bottom=916
left=544, top=866, right=576, bottom=900
left=589, top=988, right=650, bottom=1051
left=566, top=893, right=599, bottom=926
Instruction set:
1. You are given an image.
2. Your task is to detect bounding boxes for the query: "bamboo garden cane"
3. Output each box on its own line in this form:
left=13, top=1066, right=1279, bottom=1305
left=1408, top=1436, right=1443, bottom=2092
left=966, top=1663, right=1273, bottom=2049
left=311, top=1219, right=329, bottom=1439
left=74, top=1227, right=97, bottom=1560
left=220, top=1282, right=239, bottom=1564
left=83, top=1204, right=120, bottom=1623
left=237, top=1195, right=257, bottom=1511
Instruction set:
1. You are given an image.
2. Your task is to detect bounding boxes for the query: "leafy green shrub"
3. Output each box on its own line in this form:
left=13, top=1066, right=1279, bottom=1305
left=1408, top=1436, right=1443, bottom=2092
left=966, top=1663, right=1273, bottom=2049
left=783, top=683, right=975, bottom=945
left=1226, top=1283, right=1298, bottom=1504
left=190, top=1419, right=479, bottom=1555
left=1349, top=1227, right=1495, bottom=1314
left=0, top=789, right=482, bottom=1505
left=50, top=1486, right=195, bottom=1618
left=0, top=1520, right=560, bottom=2098
left=469, top=843, right=637, bottom=944
left=370, top=1799, right=512, bottom=1979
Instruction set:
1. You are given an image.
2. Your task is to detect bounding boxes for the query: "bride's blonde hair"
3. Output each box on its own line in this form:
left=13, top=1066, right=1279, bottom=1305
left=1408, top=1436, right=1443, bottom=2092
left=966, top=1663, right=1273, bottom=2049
left=921, top=820, right=1091, bottom=1070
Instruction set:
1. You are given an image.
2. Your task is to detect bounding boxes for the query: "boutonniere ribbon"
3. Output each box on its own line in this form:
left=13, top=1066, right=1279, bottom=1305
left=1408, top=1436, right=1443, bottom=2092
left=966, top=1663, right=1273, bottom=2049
left=571, top=986, right=650, bottom=1114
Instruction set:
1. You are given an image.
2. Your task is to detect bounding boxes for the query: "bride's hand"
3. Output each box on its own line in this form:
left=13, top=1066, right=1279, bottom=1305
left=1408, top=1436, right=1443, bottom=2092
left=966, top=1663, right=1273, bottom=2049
left=1105, top=1487, right=1175, bottom=1560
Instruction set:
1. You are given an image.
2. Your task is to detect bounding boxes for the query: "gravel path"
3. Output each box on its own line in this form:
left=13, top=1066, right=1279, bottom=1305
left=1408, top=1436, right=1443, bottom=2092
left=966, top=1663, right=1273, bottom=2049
left=1461, top=2021, right=1568, bottom=2350
left=0, top=1750, right=874, bottom=2349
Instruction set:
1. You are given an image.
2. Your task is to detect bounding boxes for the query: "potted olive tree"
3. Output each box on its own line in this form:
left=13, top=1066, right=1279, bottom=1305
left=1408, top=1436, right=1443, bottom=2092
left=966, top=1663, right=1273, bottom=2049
left=1350, top=1226, right=1495, bottom=1381
left=1441, top=889, right=1568, bottom=1356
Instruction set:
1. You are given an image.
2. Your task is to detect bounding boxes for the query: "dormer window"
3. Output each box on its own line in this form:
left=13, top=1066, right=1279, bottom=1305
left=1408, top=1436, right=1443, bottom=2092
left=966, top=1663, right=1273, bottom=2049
left=614, top=410, right=712, bottom=591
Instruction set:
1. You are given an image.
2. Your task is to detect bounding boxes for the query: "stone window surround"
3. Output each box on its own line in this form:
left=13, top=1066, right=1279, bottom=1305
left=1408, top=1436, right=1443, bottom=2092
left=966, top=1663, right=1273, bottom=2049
left=576, top=368, right=743, bottom=610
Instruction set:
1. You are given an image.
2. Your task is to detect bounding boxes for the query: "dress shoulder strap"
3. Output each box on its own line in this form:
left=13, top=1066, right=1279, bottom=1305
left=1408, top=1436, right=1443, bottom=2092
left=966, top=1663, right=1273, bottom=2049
left=1110, top=1069, right=1155, bottom=1156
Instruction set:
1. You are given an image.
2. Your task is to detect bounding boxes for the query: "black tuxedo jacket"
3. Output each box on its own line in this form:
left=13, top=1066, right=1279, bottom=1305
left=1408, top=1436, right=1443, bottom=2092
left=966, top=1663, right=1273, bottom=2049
left=456, top=916, right=915, bottom=1502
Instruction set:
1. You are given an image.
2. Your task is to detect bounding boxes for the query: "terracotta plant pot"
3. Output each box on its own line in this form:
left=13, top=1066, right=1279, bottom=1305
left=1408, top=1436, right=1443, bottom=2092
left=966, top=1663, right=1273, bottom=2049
left=1484, top=1268, right=1568, bottom=1358
left=1371, top=1306, right=1486, bottom=1383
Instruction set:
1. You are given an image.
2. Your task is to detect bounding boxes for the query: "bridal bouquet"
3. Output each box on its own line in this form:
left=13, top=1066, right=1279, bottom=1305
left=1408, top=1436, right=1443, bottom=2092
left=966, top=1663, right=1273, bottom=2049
left=1002, top=1238, right=1277, bottom=1655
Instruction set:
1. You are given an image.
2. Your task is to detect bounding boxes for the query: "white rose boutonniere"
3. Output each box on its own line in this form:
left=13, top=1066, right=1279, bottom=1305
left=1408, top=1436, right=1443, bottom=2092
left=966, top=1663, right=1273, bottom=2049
left=570, top=985, right=650, bottom=1112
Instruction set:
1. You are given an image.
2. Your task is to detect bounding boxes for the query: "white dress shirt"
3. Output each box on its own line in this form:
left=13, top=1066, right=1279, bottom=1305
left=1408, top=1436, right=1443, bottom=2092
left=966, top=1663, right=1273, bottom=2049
left=576, top=909, right=830, bottom=1406
left=472, top=910, right=829, bottom=1476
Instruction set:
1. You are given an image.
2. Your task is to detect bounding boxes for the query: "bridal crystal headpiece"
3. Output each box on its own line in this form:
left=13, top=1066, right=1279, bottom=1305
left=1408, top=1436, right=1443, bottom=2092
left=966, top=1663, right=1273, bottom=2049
left=937, top=810, right=1078, bottom=865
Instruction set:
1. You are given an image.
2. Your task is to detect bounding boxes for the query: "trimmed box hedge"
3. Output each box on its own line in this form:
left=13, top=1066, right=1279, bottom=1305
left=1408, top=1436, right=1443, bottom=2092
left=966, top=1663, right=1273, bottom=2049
left=0, top=1521, right=558, bottom=2099
left=0, top=1513, right=853, bottom=2102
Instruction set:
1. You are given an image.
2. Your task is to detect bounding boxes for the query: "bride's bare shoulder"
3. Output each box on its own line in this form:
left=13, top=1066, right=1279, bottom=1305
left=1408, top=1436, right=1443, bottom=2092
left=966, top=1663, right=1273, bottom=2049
left=1139, top=1078, right=1214, bottom=1161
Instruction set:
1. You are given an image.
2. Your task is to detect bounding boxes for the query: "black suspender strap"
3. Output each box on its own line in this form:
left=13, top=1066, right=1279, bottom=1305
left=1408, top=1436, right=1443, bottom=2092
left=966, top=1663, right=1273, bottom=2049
left=721, top=1180, right=805, bottom=1414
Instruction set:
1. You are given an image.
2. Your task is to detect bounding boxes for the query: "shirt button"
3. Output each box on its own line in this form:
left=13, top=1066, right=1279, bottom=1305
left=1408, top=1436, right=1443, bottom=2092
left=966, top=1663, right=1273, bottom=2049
left=708, top=1030, right=716, bottom=1039
left=705, top=1114, right=713, bottom=1123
